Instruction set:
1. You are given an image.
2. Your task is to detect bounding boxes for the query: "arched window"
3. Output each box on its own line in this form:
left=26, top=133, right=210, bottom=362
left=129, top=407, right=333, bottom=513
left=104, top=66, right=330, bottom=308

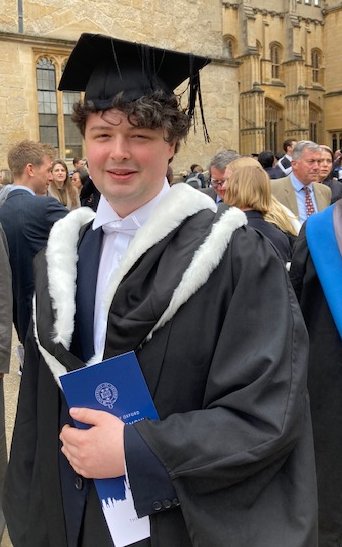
left=36, top=57, right=58, bottom=149
left=311, top=49, right=321, bottom=84
left=270, top=44, right=281, bottom=79
left=36, top=56, right=83, bottom=158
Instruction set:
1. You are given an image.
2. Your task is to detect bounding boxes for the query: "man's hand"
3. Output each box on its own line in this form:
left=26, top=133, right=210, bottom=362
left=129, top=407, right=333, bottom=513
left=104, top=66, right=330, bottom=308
left=60, top=408, right=125, bottom=479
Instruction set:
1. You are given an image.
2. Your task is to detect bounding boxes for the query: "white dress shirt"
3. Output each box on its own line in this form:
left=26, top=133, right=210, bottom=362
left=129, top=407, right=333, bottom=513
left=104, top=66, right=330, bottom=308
left=92, top=180, right=170, bottom=358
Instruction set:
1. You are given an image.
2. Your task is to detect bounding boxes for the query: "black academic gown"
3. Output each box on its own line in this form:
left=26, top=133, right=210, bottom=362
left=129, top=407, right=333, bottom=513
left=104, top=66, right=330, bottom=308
left=290, top=220, right=342, bottom=546
left=4, top=186, right=317, bottom=547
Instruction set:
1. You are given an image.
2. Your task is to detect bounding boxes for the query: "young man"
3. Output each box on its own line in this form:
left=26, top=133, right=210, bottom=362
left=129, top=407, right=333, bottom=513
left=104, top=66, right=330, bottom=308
left=0, top=141, right=67, bottom=349
left=272, top=138, right=298, bottom=178
left=4, top=34, right=317, bottom=546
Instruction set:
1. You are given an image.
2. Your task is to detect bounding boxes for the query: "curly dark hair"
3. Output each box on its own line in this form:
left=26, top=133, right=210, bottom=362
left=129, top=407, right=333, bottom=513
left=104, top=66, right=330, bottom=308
left=72, top=91, right=190, bottom=154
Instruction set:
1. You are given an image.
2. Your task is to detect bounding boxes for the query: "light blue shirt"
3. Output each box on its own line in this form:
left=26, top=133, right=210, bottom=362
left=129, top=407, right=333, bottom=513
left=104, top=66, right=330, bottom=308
left=290, top=174, right=318, bottom=224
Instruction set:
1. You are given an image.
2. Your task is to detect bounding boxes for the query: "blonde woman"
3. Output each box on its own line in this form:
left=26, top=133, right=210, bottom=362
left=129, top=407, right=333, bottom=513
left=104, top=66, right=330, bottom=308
left=266, top=196, right=300, bottom=236
left=223, top=157, right=293, bottom=262
left=49, top=159, right=80, bottom=210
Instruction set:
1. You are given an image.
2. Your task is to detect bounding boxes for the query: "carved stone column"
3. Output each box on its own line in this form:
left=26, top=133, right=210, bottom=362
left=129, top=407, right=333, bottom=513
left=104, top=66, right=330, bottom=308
left=284, top=86, right=309, bottom=140
left=240, top=82, right=265, bottom=154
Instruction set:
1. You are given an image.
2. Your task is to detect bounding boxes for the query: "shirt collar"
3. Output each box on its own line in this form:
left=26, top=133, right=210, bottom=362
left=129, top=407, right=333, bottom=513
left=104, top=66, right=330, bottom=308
left=92, top=178, right=170, bottom=231
left=290, top=174, right=314, bottom=193
left=10, top=185, right=35, bottom=196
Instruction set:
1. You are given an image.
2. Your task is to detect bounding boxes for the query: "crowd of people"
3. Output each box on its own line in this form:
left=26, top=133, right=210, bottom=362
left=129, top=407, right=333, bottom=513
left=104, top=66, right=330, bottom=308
left=0, top=31, right=340, bottom=547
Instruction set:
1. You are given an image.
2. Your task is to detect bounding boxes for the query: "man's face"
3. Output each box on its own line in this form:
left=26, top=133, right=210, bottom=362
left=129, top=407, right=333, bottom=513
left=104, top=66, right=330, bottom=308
left=84, top=109, right=176, bottom=217
left=31, top=155, right=53, bottom=195
left=291, top=148, right=321, bottom=185
left=210, top=166, right=226, bottom=200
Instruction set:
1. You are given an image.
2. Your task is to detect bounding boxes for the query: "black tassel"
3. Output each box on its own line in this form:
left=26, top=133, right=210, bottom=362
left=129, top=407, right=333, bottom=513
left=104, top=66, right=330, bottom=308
left=110, top=38, right=122, bottom=80
left=187, top=54, right=210, bottom=143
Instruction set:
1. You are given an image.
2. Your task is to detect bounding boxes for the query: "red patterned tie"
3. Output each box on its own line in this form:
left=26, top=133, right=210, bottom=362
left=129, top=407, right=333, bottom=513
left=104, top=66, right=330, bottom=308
left=303, top=186, right=315, bottom=217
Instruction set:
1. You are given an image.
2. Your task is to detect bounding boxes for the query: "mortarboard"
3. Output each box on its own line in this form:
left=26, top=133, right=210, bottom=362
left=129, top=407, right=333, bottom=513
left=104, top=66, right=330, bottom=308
left=58, top=33, right=211, bottom=140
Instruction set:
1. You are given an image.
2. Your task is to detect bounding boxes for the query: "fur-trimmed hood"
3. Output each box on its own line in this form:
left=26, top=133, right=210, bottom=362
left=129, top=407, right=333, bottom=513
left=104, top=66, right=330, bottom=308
left=33, top=183, right=247, bottom=382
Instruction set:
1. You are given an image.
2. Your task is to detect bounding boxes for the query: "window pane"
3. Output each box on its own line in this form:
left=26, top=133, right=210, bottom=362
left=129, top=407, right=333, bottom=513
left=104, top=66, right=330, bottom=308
left=311, top=51, right=320, bottom=83
left=38, top=90, right=57, bottom=114
left=271, top=46, right=280, bottom=79
left=63, top=92, right=81, bottom=115
left=39, top=113, right=58, bottom=147
left=36, top=59, right=56, bottom=91
left=64, top=114, right=82, bottom=159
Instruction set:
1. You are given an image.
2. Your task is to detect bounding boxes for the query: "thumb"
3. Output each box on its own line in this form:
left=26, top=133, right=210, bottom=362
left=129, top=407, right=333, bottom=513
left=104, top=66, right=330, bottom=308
left=69, top=407, right=107, bottom=426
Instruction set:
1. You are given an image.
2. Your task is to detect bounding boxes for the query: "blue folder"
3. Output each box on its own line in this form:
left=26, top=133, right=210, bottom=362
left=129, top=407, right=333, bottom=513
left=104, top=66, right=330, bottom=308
left=60, top=351, right=159, bottom=546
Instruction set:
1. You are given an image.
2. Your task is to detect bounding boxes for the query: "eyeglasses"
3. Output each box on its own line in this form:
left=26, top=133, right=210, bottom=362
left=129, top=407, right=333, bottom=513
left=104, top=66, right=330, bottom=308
left=210, top=178, right=225, bottom=188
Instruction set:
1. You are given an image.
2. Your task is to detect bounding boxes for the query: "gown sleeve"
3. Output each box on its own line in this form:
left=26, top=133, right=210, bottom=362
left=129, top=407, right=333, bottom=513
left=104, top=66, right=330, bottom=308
left=127, top=226, right=310, bottom=519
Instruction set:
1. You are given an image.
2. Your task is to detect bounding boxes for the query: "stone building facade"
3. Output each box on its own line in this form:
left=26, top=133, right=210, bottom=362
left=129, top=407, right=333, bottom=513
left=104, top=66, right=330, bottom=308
left=0, top=0, right=240, bottom=175
left=0, top=0, right=341, bottom=174
left=223, top=0, right=342, bottom=154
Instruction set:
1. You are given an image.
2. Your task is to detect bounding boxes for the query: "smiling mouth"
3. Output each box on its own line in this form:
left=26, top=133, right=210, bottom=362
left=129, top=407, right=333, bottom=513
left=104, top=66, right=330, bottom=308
left=108, top=169, right=137, bottom=177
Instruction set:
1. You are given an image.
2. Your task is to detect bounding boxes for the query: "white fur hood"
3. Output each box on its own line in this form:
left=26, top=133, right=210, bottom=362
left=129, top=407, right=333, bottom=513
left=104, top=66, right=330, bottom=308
left=33, top=184, right=247, bottom=382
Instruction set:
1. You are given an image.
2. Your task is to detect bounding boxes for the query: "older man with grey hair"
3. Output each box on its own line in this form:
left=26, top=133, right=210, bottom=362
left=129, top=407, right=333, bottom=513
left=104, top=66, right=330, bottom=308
left=271, top=140, right=331, bottom=224
left=202, top=149, right=240, bottom=202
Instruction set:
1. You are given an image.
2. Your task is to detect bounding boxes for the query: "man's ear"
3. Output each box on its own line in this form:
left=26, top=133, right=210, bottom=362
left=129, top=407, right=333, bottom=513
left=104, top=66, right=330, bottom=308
left=26, top=163, right=35, bottom=177
left=169, top=140, right=178, bottom=160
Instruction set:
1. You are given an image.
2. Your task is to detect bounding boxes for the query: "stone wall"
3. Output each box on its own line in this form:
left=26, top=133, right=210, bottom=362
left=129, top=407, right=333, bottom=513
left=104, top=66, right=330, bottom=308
left=0, top=1, right=241, bottom=173
left=0, top=0, right=341, bottom=169
left=222, top=0, right=336, bottom=152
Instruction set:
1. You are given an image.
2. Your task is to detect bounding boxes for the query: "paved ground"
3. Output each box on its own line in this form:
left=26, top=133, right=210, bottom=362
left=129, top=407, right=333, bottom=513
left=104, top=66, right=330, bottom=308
left=2, top=330, right=21, bottom=547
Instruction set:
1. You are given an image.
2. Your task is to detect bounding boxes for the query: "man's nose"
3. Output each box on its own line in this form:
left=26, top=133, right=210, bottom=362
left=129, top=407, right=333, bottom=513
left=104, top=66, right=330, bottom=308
left=110, top=137, right=130, bottom=160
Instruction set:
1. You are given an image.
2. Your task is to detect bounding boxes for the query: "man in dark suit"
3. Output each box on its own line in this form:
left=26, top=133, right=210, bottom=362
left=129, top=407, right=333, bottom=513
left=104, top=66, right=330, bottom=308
left=0, top=140, right=67, bottom=348
left=271, top=140, right=331, bottom=225
left=5, top=35, right=317, bottom=547
left=202, top=149, right=239, bottom=202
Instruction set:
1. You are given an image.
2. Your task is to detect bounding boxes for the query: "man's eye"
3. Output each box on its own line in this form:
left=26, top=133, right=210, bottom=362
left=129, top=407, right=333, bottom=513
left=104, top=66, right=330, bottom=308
left=131, top=134, right=149, bottom=139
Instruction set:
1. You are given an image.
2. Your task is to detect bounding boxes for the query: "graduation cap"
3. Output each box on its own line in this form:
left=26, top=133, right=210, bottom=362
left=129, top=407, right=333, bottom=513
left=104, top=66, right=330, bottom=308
left=59, top=33, right=211, bottom=140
